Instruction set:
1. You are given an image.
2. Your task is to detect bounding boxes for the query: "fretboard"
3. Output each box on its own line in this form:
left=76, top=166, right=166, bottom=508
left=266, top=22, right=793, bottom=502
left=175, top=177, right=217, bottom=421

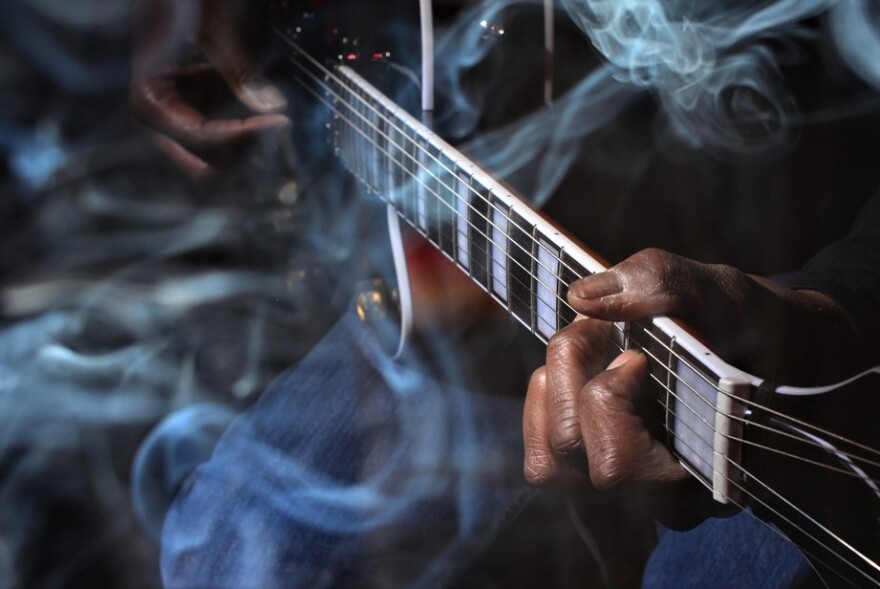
left=331, top=66, right=601, bottom=344
left=278, top=32, right=759, bottom=506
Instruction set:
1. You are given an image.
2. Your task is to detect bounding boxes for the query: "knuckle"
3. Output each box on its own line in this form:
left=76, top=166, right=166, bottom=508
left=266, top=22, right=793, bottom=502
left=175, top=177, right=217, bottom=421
left=635, top=248, right=691, bottom=309
left=528, top=366, right=547, bottom=390
left=709, top=263, right=750, bottom=304
left=523, top=452, right=556, bottom=485
left=549, top=422, right=582, bottom=454
left=546, top=330, right=577, bottom=359
left=589, top=444, right=628, bottom=490
left=546, top=329, right=590, bottom=365
left=583, top=376, right=617, bottom=404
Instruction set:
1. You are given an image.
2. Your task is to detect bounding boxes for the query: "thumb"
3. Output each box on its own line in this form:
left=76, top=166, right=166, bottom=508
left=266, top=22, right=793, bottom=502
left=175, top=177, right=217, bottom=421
left=566, top=248, right=753, bottom=343
left=199, top=0, right=286, bottom=113
left=564, top=248, right=853, bottom=382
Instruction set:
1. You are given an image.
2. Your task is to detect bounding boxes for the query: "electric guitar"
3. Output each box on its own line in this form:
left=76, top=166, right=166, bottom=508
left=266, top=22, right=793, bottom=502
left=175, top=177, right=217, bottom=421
left=268, top=2, right=880, bottom=586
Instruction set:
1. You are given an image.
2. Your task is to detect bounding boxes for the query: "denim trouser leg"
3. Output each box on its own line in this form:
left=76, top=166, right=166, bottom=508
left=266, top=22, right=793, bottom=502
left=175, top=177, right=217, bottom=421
left=159, top=312, right=531, bottom=589
left=644, top=513, right=817, bottom=588
left=156, top=311, right=817, bottom=589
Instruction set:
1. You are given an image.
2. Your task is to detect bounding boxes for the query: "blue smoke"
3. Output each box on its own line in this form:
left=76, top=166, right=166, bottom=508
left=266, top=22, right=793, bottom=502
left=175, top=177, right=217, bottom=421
left=829, top=0, right=880, bottom=91
left=556, top=0, right=880, bottom=156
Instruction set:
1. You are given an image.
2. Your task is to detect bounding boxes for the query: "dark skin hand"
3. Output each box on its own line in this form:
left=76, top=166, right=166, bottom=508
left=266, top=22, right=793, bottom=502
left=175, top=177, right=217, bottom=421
left=523, top=247, right=865, bottom=525
left=131, top=0, right=292, bottom=178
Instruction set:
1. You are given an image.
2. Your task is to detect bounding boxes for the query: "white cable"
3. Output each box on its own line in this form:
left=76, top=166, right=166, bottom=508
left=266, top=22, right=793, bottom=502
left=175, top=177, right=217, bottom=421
left=776, top=366, right=880, bottom=396
left=419, top=0, right=435, bottom=112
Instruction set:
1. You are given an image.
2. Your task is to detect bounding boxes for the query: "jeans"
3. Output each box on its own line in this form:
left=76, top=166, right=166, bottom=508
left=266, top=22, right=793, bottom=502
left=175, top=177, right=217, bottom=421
left=157, top=311, right=530, bottom=588
left=149, top=312, right=815, bottom=588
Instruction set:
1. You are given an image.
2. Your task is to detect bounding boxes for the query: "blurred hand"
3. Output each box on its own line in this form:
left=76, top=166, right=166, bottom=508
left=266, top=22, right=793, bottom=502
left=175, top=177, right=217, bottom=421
left=523, top=248, right=861, bottom=521
left=131, top=0, right=292, bottom=178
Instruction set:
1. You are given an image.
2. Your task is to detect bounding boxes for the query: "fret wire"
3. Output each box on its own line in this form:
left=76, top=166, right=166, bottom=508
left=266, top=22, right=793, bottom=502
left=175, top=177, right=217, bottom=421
left=296, top=64, right=634, bottom=347
left=287, top=54, right=588, bottom=290
left=408, top=226, right=559, bottom=328
left=636, top=316, right=880, bottom=459
left=278, top=36, right=880, bottom=576
left=649, top=373, right=880, bottom=484
left=655, top=379, right=880, bottom=584
left=314, top=80, right=606, bottom=337
left=529, top=224, right=539, bottom=334
left=359, top=91, right=880, bottom=470
left=629, top=329, right=880, bottom=472
left=664, top=336, right=677, bottom=447
left=640, top=354, right=880, bottom=583
left=654, top=391, right=880, bottom=586
left=290, top=49, right=880, bottom=468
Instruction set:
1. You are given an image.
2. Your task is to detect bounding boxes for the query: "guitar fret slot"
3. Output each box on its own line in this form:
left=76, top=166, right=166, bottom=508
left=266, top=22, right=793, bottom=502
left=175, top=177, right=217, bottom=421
left=508, top=211, right=535, bottom=328
left=405, top=128, right=420, bottom=229
left=533, top=229, right=561, bottom=340
left=357, top=89, right=370, bottom=189
left=425, top=144, right=442, bottom=246
left=434, top=153, right=458, bottom=261
left=490, top=198, right=511, bottom=305
left=468, top=184, right=491, bottom=290
left=455, top=171, right=472, bottom=272
left=368, top=105, right=381, bottom=194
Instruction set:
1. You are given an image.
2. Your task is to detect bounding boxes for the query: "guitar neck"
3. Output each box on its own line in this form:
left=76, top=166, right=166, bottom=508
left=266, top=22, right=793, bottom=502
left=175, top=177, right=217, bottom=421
left=290, top=46, right=758, bottom=502
left=274, top=24, right=880, bottom=585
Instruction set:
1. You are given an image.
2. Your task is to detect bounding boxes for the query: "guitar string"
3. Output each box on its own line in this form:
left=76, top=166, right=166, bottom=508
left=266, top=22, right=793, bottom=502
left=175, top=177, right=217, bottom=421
left=601, top=323, right=880, bottom=485
left=291, top=68, right=586, bottom=314
left=635, top=321, right=880, bottom=461
left=293, top=68, right=880, bottom=475
left=286, top=54, right=588, bottom=303
left=585, top=369, right=879, bottom=586
left=661, top=401, right=880, bottom=586
left=644, top=367, right=880, bottom=485
left=276, top=28, right=880, bottom=467
left=277, top=29, right=880, bottom=432
left=613, top=327, right=880, bottom=483
left=308, top=58, right=880, bottom=455
left=279, top=37, right=597, bottom=285
left=625, top=329, right=880, bottom=476
left=276, top=30, right=880, bottom=582
left=313, top=73, right=880, bottom=466
left=650, top=364, right=880, bottom=581
left=293, top=71, right=880, bottom=475
left=733, top=447, right=880, bottom=583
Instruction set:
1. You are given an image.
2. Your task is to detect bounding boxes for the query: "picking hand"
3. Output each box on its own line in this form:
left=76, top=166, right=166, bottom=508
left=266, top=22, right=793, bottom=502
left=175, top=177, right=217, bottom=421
left=131, top=0, right=292, bottom=178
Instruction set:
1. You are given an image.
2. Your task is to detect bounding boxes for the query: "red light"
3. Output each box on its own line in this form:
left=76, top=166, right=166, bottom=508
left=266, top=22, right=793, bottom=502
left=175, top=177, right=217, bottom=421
left=346, top=53, right=357, bottom=61
left=373, top=53, right=384, bottom=59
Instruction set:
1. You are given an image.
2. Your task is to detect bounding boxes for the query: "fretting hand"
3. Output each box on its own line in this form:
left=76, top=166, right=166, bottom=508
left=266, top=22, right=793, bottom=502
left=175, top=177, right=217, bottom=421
left=131, top=0, right=292, bottom=178
left=523, top=248, right=863, bottom=522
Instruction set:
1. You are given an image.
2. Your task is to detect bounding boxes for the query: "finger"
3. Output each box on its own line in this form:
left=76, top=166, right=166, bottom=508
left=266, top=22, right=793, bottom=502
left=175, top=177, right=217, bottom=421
left=523, top=367, right=561, bottom=485
left=566, top=248, right=752, bottom=335
left=150, top=129, right=215, bottom=179
left=544, top=319, right=611, bottom=457
left=133, top=76, right=291, bottom=148
left=199, top=0, right=286, bottom=113
left=578, top=350, right=689, bottom=490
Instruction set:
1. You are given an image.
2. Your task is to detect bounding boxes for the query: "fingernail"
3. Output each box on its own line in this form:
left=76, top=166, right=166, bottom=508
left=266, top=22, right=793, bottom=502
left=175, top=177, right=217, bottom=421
left=568, top=271, right=622, bottom=300
left=607, top=351, right=634, bottom=370
left=246, top=83, right=286, bottom=111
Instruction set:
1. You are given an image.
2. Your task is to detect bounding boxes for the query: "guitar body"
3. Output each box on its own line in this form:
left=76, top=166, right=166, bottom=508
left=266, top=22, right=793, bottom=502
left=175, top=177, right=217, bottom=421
left=266, top=1, right=880, bottom=586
